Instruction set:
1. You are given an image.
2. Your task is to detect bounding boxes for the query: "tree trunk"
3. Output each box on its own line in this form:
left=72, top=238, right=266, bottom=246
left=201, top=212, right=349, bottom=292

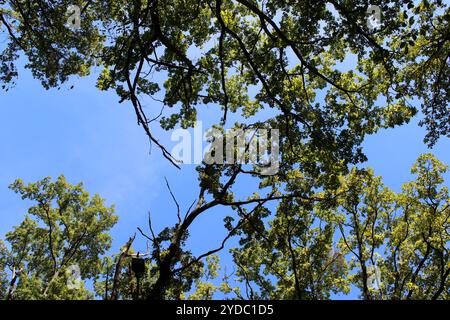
left=6, top=267, right=19, bottom=300
left=110, top=234, right=136, bottom=300
left=43, top=269, right=61, bottom=297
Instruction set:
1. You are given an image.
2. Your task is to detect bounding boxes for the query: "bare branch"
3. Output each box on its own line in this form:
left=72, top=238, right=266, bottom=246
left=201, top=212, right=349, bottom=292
left=164, top=177, right=181, bottom=223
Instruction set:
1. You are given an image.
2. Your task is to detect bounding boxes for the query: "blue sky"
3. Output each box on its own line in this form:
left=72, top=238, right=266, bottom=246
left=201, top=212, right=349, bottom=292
left=0, top=58, right=448, bottom=298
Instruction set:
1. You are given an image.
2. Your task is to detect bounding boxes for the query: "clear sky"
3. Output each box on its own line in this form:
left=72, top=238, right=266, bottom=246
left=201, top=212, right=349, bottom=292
left=0, top=58, right=448, bottom=298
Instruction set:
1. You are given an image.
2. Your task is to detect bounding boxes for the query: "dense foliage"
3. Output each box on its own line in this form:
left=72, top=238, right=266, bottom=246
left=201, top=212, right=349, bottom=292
left=0, top=0, right=448, bottom=300
left=1, top=154, right=449, bottom=299
left=0, top=176, right=117, bottom=299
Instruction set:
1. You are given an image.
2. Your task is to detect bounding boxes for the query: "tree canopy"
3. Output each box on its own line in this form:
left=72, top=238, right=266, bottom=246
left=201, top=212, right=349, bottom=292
left=0, top=176, right=117, bottom=300
left=1, top=154, right=448, bottom=300
left=0, top=0, right=449, bottom=300
left=226, top=154, right=450, bottom=300
left=1, top=0, right=448, bottom=149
